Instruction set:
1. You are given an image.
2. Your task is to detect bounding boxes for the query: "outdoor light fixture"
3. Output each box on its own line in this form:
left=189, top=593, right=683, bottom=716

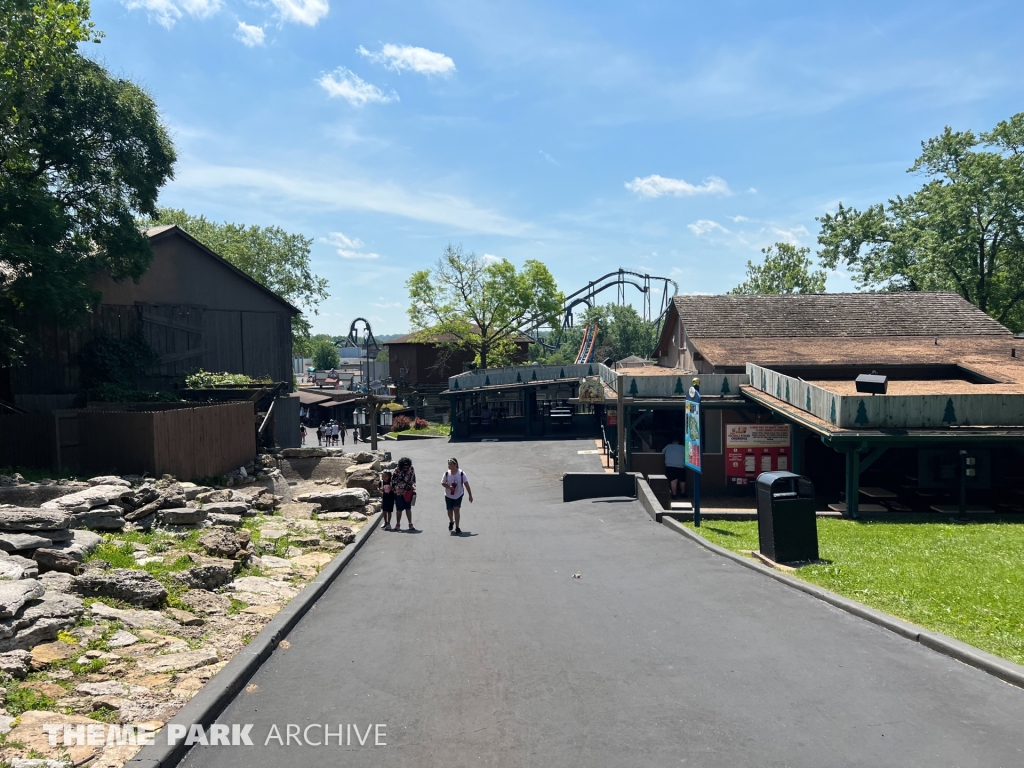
left=855, top=371, right=888, bottom=395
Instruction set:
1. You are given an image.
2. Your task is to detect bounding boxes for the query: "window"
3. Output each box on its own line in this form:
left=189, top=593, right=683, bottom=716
left=703, top=409, right=722, bottom=454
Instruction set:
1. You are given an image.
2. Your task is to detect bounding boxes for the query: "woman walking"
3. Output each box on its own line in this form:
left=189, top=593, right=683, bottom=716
left=392, top=457, right=417, bottom=531
left=442, top=458, right=473, bottom=535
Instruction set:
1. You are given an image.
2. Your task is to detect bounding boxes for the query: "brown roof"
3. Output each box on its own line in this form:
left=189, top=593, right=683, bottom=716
left=691, top=335, right=1024, bottom=385
left=672, top=292, right=1010, bottom=339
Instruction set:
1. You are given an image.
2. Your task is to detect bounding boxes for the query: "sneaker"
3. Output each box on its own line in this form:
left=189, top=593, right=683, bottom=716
left=455, top=527, right=462, bottom=534
left=383, top=523, right=391, bottom=530
left=449, top=521, right=454, bottom=531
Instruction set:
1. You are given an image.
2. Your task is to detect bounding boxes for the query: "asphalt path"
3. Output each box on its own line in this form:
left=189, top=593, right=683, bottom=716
left=181, top=438, right=1024, bottom=768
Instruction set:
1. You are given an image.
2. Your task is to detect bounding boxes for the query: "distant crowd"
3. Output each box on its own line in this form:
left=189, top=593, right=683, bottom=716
left=298, top=419, right=363, bottom=446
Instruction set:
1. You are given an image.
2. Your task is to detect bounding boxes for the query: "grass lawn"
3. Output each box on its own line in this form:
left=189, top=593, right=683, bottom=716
left=685, top=516, right=1024, bottom=665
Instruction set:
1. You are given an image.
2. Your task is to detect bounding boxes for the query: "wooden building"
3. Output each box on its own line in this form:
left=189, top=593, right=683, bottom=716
left=3, top=225, right=299, bottom=411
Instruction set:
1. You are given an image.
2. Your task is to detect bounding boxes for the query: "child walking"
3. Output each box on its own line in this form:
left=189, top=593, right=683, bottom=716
left=380, top=470, right=395, bottom=531
left=442, top=458, right=473, bottom=535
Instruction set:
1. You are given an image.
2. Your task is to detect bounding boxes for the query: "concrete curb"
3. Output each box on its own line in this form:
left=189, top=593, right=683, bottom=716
left=659, top=516, right=1024, bottom=690
left=126, top=511, right=383, bottom=768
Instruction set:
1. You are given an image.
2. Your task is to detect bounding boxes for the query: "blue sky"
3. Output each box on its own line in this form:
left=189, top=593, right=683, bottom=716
left=91, top=0, right=1024, bottom=334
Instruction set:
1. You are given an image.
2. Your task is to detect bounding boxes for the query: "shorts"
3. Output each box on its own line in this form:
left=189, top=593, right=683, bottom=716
left=396, top=494, right=413, bottom=512
left=445, top=494, right=464, bottom=511
left=381, top=492, right=395, bottom=513
left=665, top=466, right=686, bottom=482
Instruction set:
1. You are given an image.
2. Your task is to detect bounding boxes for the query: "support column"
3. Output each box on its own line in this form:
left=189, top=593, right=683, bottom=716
left=845, top=449, right=860, bottom=518
left=369, top=400, right=379, bottom=451
left=792, top=425, right=804, bottom=475
left=616, top=376, right=625, bottom=474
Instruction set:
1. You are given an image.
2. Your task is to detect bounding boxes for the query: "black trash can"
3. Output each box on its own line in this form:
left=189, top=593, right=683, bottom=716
left=755, top=471, right=818, bottom=563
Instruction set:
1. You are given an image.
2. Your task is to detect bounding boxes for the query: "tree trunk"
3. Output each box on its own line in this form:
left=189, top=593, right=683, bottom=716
left=480, top=343, right=488, bottom=370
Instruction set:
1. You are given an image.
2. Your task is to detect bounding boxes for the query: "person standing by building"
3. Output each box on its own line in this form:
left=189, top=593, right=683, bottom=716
left=662, top=437, right=687, bottom=499
left=392, top=457, right=417, bottom=531
left=339, top=419, right=346, bottom=446
left=441, top=458, right=473, bottom=535
left=316, top=422, right=324, bottom=446
left=300, top=424, right=307, bottom=445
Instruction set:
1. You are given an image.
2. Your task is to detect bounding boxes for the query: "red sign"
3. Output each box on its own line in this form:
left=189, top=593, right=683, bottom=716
left=725, top=424, right=791, bottom=478
left=606, top=411, right=617, bottom=426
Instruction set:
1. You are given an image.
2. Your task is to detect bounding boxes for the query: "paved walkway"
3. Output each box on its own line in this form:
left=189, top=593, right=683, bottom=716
left=182, top=439, right=1024, bottom=768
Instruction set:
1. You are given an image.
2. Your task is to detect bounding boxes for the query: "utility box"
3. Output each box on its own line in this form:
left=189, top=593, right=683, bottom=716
left=756, top=471, right=818, bottom=563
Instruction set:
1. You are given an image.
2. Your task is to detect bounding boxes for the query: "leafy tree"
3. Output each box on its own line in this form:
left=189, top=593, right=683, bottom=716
left=143, top=208, right=328, bottom=351
left=407, top=245, right=563, bottom=369
left=531, top=303, right=659, bottom=364
left=817, top=113, right=1024, bottom=331
left=0, top=0, right=176, bottom=364
left=311, top=338, right=340, bottom=370
left=729, top=243, right=827, bottom=295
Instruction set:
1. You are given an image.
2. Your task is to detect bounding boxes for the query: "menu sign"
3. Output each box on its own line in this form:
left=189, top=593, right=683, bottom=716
left=725, top=424, right=791, bottom=477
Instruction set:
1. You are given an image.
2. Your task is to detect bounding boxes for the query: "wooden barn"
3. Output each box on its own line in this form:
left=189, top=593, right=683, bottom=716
left=2, top=225, right=299, bottom=412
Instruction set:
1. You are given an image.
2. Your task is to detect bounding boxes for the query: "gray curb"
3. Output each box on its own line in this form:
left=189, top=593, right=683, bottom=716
left=126, top=511, right=382, bottom=768
left=659, top=515, right=1024, bottom=689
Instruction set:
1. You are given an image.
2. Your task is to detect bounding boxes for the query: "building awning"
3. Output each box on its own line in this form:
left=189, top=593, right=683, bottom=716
left=296, top=390, right=335, bottom=406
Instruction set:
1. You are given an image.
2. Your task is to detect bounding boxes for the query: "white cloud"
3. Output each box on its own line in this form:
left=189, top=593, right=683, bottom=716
left=625, top=174, right=731, bottom=199
left=729, top=215, right=749, bottom=223
left=324, top=231, right=378, bottom=259
left=123, top=0, right=221, bottom=28
left=270, top=0, right=328, bottom=26
left=373, top=300, right=403, bottom=308
left=688, top=220, right=729, bottom=236
left=481, top=253, right=502, bottom=265
left=318, top=69, right=398, bottom=107
left=358, top=44, right=456, bottom=75
left=770, top=225, right=811, bottom=245
left=747, top=187, right=758, bottom=194
left=235, top=22, right=265, bottom=47
left=538, top=150, right=558, bottom=165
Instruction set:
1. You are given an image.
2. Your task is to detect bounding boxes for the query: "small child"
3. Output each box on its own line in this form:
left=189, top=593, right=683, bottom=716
left=380, top=470, right=395, bottom=530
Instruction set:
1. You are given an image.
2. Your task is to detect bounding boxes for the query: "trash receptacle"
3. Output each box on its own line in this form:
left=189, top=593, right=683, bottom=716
left=756, top=471, right=818, bottom=563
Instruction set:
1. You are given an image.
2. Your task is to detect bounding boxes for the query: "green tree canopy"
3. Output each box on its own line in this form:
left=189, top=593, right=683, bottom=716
left=311, top=338, right=340, bottom=370
left=407, top=245, right=563, bottom=369
left=142, top=208, right=328, bottom=352
left=817, top=113, right=1024, bottom=331
left=729, top=243, right=827, bottom=295
left=531, top=303, right=659, bottom=365
left=0, top=0, right=176, bottom=364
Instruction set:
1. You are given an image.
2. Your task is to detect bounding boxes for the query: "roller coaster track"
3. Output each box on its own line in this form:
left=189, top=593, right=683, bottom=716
left=574, top=323, right=599, bottom=364
left=521, top=269, right=678, bottom=349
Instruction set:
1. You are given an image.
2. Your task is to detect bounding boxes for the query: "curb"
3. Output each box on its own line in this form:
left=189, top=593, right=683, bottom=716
left=126, top=511, right=382, bottom=768
left=659, top=516, right=1024, bottom=690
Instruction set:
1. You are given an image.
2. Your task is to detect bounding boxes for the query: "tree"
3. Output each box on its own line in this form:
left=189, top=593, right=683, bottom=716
left=0, top=0, right=176, bottom=364
left=311, top=338, right=339, bottom=370
left=143, top=209, right=328, bottom=352
left=406, top=245, right=563, bottom=369
left=817, top=113, right=1024, bottom=331
left=729, top=243, right=827, bottom=295
left=530, top=302, right=659, bottom=365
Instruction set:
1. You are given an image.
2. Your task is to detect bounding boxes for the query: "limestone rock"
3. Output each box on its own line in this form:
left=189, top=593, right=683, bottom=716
left=0, top=507, right=70, bottom=532
left=296, top=488, right=369, bottom=511
left=350, top=451, right=376, bottom=464
left=0, top=579, right=45, bottom=617
left=0, top=594, right=84, bottom=652
left=202, top=501, right=250, bottom=516
left=198, top=528, right=249, bottom=559
left=195, top=489, right=230, bottom=504
left=317, top=511, right=351, bottom=522
left=348, top=512, right=368, bottom=523
left=320, top=524, right=355, bottom=544
left=0, top=649, right=31, bottom=678
left=75, top=680, right=127, bottom=696
left=38, top=571, right=72, bottom=592
left=69, top=505, right=125, bottom=531
left=106, top=629, right=139, bottom=648
left=173, top=562, right=234, bottom=591
left=7, top=710, right=97, bottom=764
left=165, top=607, right=203, bottom=626
left=89, top=602, right=180, bottom=632
left=0, top=532, right=53, bottom=552
left=230, top=576, right=299, bottom=605
left=124, top=498, right=162, bottom=522
left=207, top=512, right=244, bottom=527
left=179, top=590, right=232, bottom=615
left=158, top=507, right=207, bottom=525
left=259, top=526, right=288, bottom=541
left=180, top=482, right=212, bottom=501
left=40, top=484, right=130, bottom=514
left=32, top=548, right=81, bottom=574
left=290, top=552, right=333, bottom=569
left=279, top=502, right=318, bottom=520
left=0, top=555, right=39, bottom=581
left=280, top=447, right=328, bottom=458
left=88, top=475, right=131, bottom=488
left=30, top=640, right=78, bottom=667
left=138, top=648, right=218, bottom=674
left=344, top=466, right=379, bottom=494
left=124, top=485, right=160, bottom=509
left=72, top=569, right=167, bottom=608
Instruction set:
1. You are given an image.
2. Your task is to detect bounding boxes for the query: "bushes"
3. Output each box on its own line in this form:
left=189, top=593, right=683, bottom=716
left=392, top=415, right=411, bottom=431
left=185, top=370, right=270, bottom=388
left=414, top=417, right=429, bottom=430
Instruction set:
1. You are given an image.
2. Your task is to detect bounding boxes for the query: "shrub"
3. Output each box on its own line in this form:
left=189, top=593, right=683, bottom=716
left=414, top=417, right=429, bottom=430
left=185, top=370, right=270, bottom=388
left=392, top=415, right=411, bottom=432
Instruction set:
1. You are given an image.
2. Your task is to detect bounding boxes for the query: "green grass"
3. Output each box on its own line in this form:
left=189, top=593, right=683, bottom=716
left=685, top=517, right=1024, bottom=665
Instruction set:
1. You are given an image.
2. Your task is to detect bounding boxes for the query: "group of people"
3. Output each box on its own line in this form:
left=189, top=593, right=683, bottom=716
left=380, top=456, right=473, bottom=535
left=315, top=420, right=347, bottom=446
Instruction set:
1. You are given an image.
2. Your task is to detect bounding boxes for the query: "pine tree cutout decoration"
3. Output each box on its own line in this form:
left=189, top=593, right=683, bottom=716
left=516, top=371, right=522, bottom=383
left=560, top=369, right=565, bottom=379
left=806, top=390, right=811, bottom=410
left=485, top=375, right=490, bottom=386
left=785, top=380, right=790, bottom=402
left=830, top=399, right=836, bottom=423
left=721, top=378, right=731, bottom=395
left=855, top=399, right=869, bottom=425
left=453, top=380, right=459, bottom=390
left=942, top=398, right=957, bottom=424
left=762, top=371, right=767, bottom=390
left=531, top=370, right=538, bottom=381
left=675, top=378, right=684, bottom=395
left=776, top=379, right=782, bottom=398
left=588, top=365, right=594, bottom=375
left=629, top=378, right=639, bottom=396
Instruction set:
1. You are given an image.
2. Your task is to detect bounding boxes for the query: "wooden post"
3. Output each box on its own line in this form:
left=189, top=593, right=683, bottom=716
left=616, top=375, right=625, bottom=474
left=845, top=448, right=860, bottom=518
left=369, top=399, right=379, bottom=451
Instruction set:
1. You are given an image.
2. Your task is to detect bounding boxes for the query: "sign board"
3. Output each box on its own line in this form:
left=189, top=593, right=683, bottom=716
left=684, top=399, right=701, bottom=473
left=578, top=376, right=604, bottom=403
left=605, top=411, right=617, bottom=426
left=725, top=423, right=791, bottom=478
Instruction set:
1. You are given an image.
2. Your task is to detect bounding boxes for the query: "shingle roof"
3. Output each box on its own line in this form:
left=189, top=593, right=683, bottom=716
left=672, top=292, right=1011, bottom=339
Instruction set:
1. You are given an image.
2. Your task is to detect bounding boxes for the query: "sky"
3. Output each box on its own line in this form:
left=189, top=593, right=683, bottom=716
left=89, top=0, right=1024, bottom=335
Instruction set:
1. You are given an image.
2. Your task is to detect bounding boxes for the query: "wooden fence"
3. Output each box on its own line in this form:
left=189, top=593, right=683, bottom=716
left=0, top=402, right=255, bottom=480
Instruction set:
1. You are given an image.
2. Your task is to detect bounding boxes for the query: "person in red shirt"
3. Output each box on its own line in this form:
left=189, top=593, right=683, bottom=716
left=391, top=457, right=417, bottom=531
